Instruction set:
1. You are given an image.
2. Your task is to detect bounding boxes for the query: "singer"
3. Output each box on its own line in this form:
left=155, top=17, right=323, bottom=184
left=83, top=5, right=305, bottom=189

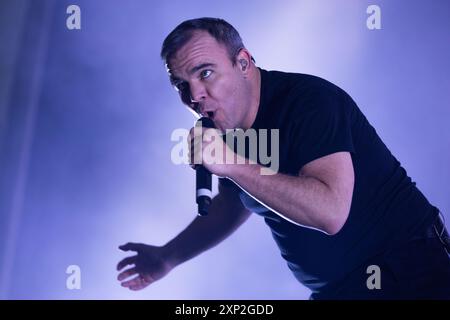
left=117, top=18, right=450, bottom=299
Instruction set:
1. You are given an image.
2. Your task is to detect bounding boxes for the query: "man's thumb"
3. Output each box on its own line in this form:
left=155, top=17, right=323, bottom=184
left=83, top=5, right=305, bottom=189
left=119, top=242, right=142, bottom=252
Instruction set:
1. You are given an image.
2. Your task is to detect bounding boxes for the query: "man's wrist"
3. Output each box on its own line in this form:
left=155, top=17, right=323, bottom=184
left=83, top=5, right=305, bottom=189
left=161, top=242, right=180, bottom=269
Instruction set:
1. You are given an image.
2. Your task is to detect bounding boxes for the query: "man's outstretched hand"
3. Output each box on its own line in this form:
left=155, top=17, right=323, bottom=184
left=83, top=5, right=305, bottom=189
left=117, top=242, right=174, bottom=291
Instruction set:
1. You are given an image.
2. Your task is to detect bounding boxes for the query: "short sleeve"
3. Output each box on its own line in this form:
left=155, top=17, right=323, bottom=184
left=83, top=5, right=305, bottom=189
left=289, top=94, right=355, bottom=172
left=218, top=177, right=241, bottom=192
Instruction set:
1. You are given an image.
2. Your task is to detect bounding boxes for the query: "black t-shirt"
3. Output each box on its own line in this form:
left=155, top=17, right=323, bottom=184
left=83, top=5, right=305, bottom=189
left=220, top=68, right=439, bottom=293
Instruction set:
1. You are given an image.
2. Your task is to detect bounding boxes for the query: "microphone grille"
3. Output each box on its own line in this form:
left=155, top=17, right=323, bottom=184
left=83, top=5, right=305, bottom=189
left=197, top=117, right=215, bottom=129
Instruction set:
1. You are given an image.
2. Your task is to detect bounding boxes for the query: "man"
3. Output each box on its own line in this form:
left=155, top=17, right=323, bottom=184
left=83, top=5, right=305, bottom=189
left=116, top=18, right=450, bottom=299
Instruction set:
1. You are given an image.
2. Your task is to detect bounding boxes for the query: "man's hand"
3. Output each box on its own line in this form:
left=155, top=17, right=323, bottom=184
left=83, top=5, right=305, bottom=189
left=117, top=242, right=174, bottom=291
left=188, top=126, right=241, bottom=177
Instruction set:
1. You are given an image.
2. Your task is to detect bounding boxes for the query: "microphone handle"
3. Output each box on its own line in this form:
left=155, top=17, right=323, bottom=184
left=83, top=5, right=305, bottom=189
left=195, top=117, right=215, bottom=216
left=196, top=166, right=212, bottom=216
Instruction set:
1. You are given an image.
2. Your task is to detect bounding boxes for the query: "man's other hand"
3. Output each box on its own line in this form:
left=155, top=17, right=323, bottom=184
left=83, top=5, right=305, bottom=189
left=117, top=242, right=174, bottom=291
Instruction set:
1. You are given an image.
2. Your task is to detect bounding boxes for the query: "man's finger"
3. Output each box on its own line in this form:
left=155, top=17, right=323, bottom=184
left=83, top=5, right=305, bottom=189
left=117, top=267, right=137, bottom=281
left=121, top=275, right=146, bottom=288
left=117, top=255, right=137, bottom=271
left=119, top=242, right=143, bottom=252
left=129, top=283, right=148, bottom=291
left=189, top=136, right=201, bottom=153
left=190, top=141, right=202, bottom=167
left=189, top=126, right=195, bottom=138
left=129, top=277, right=152, bottom=291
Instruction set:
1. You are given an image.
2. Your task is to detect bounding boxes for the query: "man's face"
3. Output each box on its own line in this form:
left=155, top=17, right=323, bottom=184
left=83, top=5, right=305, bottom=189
left=167, top=31, right=249, bottom=132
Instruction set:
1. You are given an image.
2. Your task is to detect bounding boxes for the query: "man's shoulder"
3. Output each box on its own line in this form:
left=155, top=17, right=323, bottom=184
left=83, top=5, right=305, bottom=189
left=265, top=68, right=340, bottom=90
left=264, top=68, right=351, bottom=116
left=265, top=69, right=346, bottom=102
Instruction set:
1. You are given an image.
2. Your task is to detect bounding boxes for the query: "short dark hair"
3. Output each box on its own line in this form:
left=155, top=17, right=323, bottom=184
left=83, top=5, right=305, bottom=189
left=161, top=17, right=251, bottom=66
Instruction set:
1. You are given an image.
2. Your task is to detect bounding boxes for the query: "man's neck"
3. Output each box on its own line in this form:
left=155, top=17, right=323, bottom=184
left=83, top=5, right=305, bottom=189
left=242, top=66, right=261, bottom=130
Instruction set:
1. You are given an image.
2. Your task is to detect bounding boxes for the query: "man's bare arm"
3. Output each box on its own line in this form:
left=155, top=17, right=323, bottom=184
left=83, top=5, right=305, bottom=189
left=163, top=181, right=251, bottom=268
left=227, top=151, right=354, bottom=235
left=117, top=181, right=251, bottom=290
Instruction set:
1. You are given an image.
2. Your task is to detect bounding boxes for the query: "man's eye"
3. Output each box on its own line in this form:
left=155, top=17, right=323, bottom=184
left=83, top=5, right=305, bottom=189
left=200, top=70, right=212, bottom=79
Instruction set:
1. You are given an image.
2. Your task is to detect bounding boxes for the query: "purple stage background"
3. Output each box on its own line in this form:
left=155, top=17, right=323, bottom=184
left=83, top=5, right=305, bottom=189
left=0, top=0, right=449, bottom=299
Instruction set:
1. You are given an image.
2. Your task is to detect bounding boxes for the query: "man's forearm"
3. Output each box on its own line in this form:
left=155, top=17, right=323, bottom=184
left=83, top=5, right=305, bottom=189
left=163, top=192, right=251, bottom=268
left=227, top=163, right=344, bottom=235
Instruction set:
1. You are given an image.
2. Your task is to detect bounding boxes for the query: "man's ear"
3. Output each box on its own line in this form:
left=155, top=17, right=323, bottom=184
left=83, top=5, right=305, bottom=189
left=239, top=59, right=248, bottom=71
left=235, top=48, right=252, bottom=75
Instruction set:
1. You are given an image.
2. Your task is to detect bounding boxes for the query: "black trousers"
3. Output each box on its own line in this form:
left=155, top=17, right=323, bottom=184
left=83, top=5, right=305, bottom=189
left=311, top=214, right=450, bottom=300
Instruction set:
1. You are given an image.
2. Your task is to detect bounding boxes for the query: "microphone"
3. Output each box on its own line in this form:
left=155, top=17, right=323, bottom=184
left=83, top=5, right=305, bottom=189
left=195, top=117, right=215, bottom=216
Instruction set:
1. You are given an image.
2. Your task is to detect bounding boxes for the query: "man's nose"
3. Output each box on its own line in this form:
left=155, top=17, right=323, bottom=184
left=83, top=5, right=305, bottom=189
left=189, top=83, right=207, bottom=103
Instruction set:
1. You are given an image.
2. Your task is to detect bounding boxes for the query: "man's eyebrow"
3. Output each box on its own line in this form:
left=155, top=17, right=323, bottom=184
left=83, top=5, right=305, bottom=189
left=189, top=63, right=216, bottom=75
left=169, top=63, right=216, bottom=83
